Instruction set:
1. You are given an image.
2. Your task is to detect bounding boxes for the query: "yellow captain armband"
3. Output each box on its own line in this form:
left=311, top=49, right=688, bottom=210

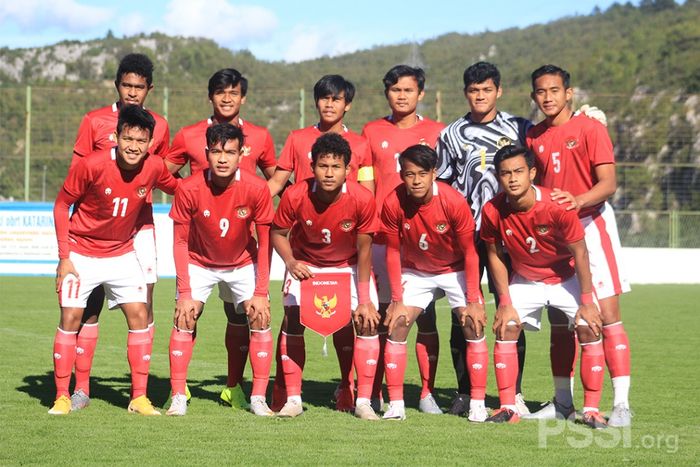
left=357, top=166, right=374, bottom=182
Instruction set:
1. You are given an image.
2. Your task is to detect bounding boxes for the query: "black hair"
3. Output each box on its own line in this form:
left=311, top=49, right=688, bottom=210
left=399, top=144, right=437, bottom=171
left=311, top=133, right=351, bottom=166
left=531, top=64, right=571, bottom=90
left=208, top=68, right=249, bottom=98
left=493, top=145, right=535, bottom=172
left=116, top=105, right=155, bottom=138
left=383, top=65, right=426, bottom=94
left=206, top=123, right=245, bottom=150
left=463, top=61, right=500, bottom=89
left=313, top=75, right=355, bottom=104
left=115, top=53, right=154, bottom=87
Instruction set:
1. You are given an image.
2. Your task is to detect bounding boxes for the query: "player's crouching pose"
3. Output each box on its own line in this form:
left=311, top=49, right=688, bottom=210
left=50, top=105, right=178, bottom=415
left=381, top=145, right=486, bottom=421
left=271, top=133, right=380, bottom=419
left=167, top=123, right=275, bottom=417
left=481, top=145, right=606, bottom=428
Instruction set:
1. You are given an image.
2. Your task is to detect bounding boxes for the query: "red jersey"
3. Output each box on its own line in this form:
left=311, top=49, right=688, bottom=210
left=381, top=181, right=475, bottom=274
left=169, top=169, right=274, bottom=269
left=362, top=115, right=445, bottom=212
left=54, top=148, right=178, bottom=259
left=480, top=186, right=585, bottom=284
left=72, top=103, right=170, bottom=161
left=276, top=125, right=371, bottom=183
left=273, top=179, right=378, bottom=268
left=526, top=114, right=615, bottom=217
left=166, top=117, right=276, bottom=176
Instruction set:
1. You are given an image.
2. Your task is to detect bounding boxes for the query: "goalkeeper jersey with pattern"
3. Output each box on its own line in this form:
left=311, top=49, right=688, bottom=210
left=436, top=111, right=531, bottom=232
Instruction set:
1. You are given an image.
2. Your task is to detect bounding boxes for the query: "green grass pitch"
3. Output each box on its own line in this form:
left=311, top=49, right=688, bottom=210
left=1, top=278, right=698, bottom=465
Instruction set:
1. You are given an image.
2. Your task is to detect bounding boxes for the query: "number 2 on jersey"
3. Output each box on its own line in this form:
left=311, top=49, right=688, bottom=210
left=525, top=236, right=540, bottom=254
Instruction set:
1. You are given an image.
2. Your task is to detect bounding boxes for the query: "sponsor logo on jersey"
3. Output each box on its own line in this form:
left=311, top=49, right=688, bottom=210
left=538, top=145, right=545, bottom=154
left=536, top=225, right=550, bottom=235
left=306, top=219, right=313, bottom=226
left=506, top=229, right=513, bottom=236
left=136, top=186, right=147, bottom=198
left=314, top=294, right=338, bottom=318
left=418, top=138, right=428, bottom=146
left=566, top=138, right=578, bottom=149
left=237, top=206, right=249, bottom=219
left=307, top=151, right=312, bottom=160
left=403, top=223, right=410, bottom=231
left=381, top=141, right=389, bottom=149
left=109, top=133, right=115, bottom=142
left=105, top=188, right=112, bottom=195
left=435, top=222, right=447, bottom=233
left=241, top=145, right=251, bottom=157
left=497, top=137, right=512, bottom=148
left=339, top=220, right=354, bottom=232
left=203, top=209, right=210, bottom=218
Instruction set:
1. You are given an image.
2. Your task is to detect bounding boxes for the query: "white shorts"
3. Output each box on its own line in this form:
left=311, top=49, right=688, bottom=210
left=133, top=226, right=158, bottom=284
left=282, top=264, right=379, bottom=310
left=217, top=281, right=236, bottom=305
left=401, top=268, right=466, bottom=310
left=580, top=203, right=630, bottom=299
left=179, top=263, right=257, bottom=307
left=372, top=244, right=391, bottom=304
left=509, top=273, right=589, bottom=331
left=59, top=251, right=147, bottom=309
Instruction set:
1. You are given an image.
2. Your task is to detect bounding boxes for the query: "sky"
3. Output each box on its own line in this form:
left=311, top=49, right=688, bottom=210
left=0, top=0, right=637, bottom=62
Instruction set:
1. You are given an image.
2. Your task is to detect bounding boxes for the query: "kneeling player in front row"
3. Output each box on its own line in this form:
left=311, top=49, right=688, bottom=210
left=480, top=145, right=606, bottom=428
left=381, top=145, right=486, bottom=421
left=51, top=105, right=178, bottom=415
left=167, top=123, right=275, bottom=416
left=271, top=133, right=379, bottom=419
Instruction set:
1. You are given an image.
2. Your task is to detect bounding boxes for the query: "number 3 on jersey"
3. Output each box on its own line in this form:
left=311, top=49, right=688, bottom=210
left=321, top=228, right=332, bottom=244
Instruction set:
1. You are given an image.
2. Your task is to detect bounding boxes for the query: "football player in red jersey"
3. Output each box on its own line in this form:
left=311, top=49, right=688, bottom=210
left=68, top=53, right=170, bottom=411
left=267, top=75, right=373, bottom=412
left=380, top=144, right=485, bottom=421
left=362, top=65, right=446, bottom=414
left=166, top=123, right=274, bottom=417
left=165, top=68, right=277, bottom=410
left=526, top=65, right=631, bottom=427
left=480, top=145, right=606, bottom=429
left=271, top=133, right=380, bottom=419
left=50, top=105, right=178, bottom=416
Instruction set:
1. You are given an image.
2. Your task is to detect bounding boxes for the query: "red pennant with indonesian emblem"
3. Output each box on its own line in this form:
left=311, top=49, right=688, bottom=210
left=300, top=272, right=352, bottom=337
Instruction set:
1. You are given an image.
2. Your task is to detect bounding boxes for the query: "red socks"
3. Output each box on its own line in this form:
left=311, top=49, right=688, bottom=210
left=168, top=327, right=194, bottom=397
left=279, top=333, right=305, bottom=397
left=494, top=341, right=518, bottom=407
left=580, top=340, right=605, bottom=411
left=53, top=328, right=78, bottom=399
left=74, top=323, right=98, bottom=395
left=225, top=322, right=250, bottom=387
left=248, top=329, right=273, bottom=397
left=354, top=335, right=380, bottom=400
left=127, top=329, right=152, bottom=399
left=466, top=337, right=488, bottom=401
left=333, top=324, right=355, bottom=390
left=384, top=340, right=407, bottom=402
left=603, top=322, right=631, bottom=378
left=416, top=332, right=439, bottom=398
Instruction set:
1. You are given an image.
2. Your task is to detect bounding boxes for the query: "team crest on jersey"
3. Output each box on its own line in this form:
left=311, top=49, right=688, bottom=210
left=536, top=225, right=550, bottom=235
left=237, top=206, right=250, bottom=219
left=314, top=294, right=338, bottom=318
left=566, top=138, right=578, bottom=149
left=497, top=137, right=512, bottom=148
left=538, top=145, right=545, bottom=154
left=104, top=188, right=112, bottom=195
left=435, top=222, right=448, bottom=233
left=241, top=145, right=251, bottom=157
left=203, top=209, right=210, bottom=218
left=136, top=186, right=147, bottom=198
left=339, top=219, right=354, bottom=232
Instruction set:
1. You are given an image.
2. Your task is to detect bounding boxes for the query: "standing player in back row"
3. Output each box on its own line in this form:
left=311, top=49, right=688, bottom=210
left=165, top=68, right=277, bottom=410
left=50, top=105, right=178, bottom=415
left=166, top=123, right=275, bottom=417
left=362, top=65, right=446, bottom=414
left=526, top=64, right=632, bottom=427
left=267, top=75, right=374, bottom=412
left=68, top=53, right=170, bottom=411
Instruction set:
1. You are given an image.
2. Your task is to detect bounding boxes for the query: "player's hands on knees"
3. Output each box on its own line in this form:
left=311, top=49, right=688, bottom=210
left=286, top=260, right=314, bottom=281
left=55, top=258, right=79, bottom=293
left=575, top=303, right=602, bottom=338
left=353, top=303, right=380, bottom=335
left=460, top=302, right=487, bottom=338
left=550, top=189, right=579, bottom=212
left=384, top=301, right=411, bottom=336
left=246, top=295, right=271, bottom=329
left=493, top=304, right=520, bottom=340
left=174, top=299, right=199, bottom=331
